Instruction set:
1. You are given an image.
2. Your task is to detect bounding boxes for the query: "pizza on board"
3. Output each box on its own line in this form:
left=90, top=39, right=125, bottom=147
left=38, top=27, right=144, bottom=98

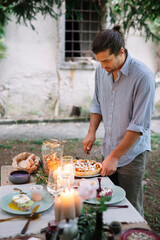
left=73, top=159, right=102, bottom=177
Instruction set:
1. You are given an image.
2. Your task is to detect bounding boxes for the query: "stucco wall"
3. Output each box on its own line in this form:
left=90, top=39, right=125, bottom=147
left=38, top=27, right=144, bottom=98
left=0, top=15, right=158, bottom=119
left=0, top=15, right=59, bottom=119
left=126, top=30, right=158, bottom=73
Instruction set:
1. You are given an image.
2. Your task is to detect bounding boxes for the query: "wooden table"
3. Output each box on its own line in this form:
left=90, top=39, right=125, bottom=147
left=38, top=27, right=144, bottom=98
left=1, top=165, right=35, bottom=186
left=0, top=165, right=151, bottom=239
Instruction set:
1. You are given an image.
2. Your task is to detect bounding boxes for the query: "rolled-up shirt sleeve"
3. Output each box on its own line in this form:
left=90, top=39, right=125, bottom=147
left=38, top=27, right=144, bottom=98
left=127, top=72, right=155, bottom=135
left=90, top=69, right=102, bottom=115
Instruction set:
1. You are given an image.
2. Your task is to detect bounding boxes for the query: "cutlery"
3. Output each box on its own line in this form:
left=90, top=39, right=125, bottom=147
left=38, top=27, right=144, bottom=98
left=106, top=205, right=128, bottom=208
left=13, top=188, right=27, bottom=195
left=0, top=213, right=40, bottom=223
left=0, top=216, right=26, bottom=222
left=85, top=150, right=90, bottom=159
left=21, top=205, right=40, bottom=235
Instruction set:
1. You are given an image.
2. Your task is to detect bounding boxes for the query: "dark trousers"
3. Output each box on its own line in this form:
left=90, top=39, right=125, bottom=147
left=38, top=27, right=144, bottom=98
left=107, top=151, right=148, bottom=216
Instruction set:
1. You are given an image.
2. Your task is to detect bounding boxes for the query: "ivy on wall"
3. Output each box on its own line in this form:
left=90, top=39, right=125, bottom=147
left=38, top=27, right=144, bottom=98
left=0, top=0, right=64, bottom=59
left=0, top=25, right=6, bottom=59
left=107, top=0, right=160, bottom=42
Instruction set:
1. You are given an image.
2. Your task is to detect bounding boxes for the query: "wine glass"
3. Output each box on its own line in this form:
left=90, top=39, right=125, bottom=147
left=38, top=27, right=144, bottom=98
left=47, top=168, right=64, bottom=197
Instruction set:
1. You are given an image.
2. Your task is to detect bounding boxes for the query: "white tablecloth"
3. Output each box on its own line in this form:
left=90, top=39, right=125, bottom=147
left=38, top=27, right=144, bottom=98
left=0, top=178, right=146, bottom=238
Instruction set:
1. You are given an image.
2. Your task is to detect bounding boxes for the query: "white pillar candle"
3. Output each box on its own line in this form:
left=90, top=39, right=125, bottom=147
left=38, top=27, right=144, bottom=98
left=54, top=196, right=61, bottom=222
left=74, top=190, right=83, bottom=217
left=60, top=188, right=76, bottom=220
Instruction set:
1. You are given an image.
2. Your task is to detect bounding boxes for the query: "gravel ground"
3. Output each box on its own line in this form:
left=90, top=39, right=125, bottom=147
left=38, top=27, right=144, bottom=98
left=0, top=118, right=160, bottom=141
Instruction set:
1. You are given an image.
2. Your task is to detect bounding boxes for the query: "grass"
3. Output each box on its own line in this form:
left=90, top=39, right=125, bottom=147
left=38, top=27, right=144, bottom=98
left=0, top=144, right=12, bottom=149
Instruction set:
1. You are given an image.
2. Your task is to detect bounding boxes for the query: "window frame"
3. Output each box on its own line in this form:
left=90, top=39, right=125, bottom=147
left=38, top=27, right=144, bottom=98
left=58, top=1, right=107, bottom=70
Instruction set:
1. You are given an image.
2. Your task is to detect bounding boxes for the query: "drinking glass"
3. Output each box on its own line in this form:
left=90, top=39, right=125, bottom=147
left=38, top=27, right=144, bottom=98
left=61, top=156, right=75, bottom=189
left=47, top=168, right=64, bottom=197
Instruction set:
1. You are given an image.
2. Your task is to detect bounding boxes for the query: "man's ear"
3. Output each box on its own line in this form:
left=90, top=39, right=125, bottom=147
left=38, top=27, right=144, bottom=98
left=119, top=47, right=125, bottom=56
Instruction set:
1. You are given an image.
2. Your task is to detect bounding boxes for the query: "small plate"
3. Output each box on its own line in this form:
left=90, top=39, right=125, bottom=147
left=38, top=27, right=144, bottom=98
left=84, top=184, right=126, bottom=205
left=0, top=190, right=53, bottom=215
left=120, top=228, right=160, bottom=240
left=75, top=173, right=101, bottom=178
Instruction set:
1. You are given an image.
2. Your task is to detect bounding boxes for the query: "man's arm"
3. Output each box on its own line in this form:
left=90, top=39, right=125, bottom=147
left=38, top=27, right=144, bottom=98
left=83, top=113, right=102, bottom=152
left=101, top=130, right=141, bottom=176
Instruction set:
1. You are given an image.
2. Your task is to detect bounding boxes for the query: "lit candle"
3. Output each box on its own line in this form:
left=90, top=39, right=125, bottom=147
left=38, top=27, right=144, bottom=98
left=54, top=196, right=61, bottom=222
left=60, top=188, right=76, bottom=220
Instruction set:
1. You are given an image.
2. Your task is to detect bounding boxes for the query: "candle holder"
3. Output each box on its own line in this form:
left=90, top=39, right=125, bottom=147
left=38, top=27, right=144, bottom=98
left=42, top=139, right=64, bottom=176
left=61, top=156, right=75, bottom=189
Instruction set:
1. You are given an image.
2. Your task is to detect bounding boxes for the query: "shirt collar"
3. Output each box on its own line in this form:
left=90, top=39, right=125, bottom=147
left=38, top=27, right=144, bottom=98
left=119, top=50, right=131, bottom=77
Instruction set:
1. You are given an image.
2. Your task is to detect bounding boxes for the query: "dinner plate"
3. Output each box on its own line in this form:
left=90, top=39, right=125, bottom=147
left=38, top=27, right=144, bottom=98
left=0, top=190, right=54, bottom=215
left=84, top=184, right=126, bottom=205
left=120, top=228, right=160, bottom=240
left=75, top=173, right=101, bottom=178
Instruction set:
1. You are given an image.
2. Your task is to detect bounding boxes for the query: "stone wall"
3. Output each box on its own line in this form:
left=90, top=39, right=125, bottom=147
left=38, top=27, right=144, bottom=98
left=0, top=15, right=158, bottom=119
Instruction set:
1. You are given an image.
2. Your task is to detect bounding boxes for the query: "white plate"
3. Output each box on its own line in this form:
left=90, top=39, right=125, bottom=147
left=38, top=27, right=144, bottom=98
left=84, top=185, right=126, bottom=205
left=0, top=190, right=54, bottom=215
left=75, top=173, right=101, bottom=178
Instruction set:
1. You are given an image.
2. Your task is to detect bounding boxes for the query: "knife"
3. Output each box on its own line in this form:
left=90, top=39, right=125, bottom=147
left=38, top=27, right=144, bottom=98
left=106, top=205, right=128, bottom=208
left=0, top=216, right=26, bottom=222
left=85, top=150, right=90, bottom=159
left=21, top=205, right=40, bottom=235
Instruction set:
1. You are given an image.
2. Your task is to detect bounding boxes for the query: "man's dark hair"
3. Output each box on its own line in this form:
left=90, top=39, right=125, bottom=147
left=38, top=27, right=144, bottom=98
left=92, top=25, right=125, bottom=56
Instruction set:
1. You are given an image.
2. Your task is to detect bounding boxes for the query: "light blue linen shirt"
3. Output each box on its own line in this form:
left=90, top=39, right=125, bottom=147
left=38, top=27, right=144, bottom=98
left=90, top=52, right=155, bottom=167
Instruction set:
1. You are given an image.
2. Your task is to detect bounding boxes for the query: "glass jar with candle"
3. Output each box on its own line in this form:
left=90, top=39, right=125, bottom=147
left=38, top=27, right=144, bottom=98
left=42, top=139, right=64, bottom=176
left=61, top=156, right=75, bottom=189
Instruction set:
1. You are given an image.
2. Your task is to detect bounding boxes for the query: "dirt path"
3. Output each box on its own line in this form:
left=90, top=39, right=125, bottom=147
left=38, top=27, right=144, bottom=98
left=0, top=118, right=160, bottom=141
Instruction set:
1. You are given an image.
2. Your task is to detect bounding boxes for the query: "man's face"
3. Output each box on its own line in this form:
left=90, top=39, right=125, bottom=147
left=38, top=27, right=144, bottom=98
left=95, top=48, right=124, bottom=73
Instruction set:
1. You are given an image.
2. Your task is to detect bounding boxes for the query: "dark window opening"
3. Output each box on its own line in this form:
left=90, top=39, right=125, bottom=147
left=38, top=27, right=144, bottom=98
left=65, top=0, right=104, bottom=61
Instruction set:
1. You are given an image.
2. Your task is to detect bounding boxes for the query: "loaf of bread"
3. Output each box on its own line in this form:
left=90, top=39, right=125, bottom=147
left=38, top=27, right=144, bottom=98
left=12, top=152, right=40, bottom=173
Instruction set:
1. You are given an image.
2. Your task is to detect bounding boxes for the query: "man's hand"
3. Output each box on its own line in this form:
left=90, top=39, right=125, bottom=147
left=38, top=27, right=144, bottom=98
left=101, top=130, right=141, bottom=176
left=101, top=155, right=119, bottom=176
left=83, top=132, right=96, bottom=153
left=83, top=113, right=102, bottom=153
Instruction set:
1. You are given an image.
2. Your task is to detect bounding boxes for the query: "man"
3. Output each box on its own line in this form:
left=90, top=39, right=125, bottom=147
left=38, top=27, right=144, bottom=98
left=83, top=25, right=155, bottom=216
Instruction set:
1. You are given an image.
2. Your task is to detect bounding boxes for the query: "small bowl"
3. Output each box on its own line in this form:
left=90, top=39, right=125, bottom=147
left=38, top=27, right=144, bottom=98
left=9, top=170, right=30, bottom=184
